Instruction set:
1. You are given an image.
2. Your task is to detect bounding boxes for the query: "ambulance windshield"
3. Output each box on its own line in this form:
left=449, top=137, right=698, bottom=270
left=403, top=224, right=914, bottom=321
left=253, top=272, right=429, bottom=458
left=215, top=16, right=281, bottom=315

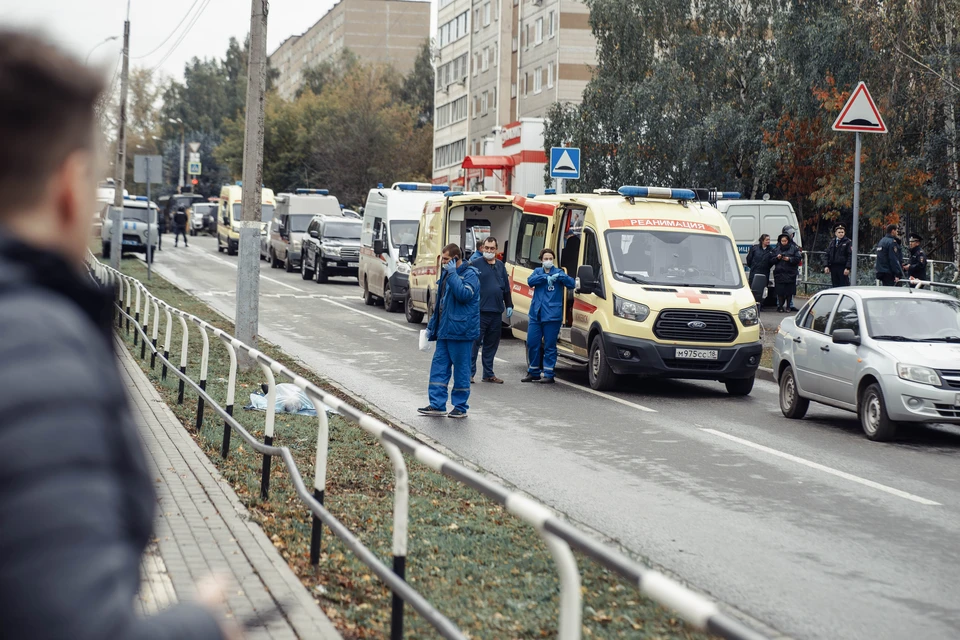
left=605, top=230, right=743, bottom=288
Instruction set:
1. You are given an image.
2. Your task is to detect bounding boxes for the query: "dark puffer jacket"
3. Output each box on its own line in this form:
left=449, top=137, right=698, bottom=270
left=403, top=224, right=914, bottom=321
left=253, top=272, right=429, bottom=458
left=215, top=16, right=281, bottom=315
left=773, top=235, right=802, bottom=284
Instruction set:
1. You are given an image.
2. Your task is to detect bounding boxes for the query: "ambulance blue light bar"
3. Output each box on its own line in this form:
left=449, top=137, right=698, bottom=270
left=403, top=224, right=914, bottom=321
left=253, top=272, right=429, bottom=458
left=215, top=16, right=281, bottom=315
left=717, top=192, right=741, bottom=200
left=393, top=183, right=450, bottom=192
left=444, top=191, right=463, bottom=197
left=544, top=188, right=556, bottom=195
left=527, top=193, right=536, bottom=197
left=125, top=195, right=149, bottom=202
left=296, top=188, right=329, bottom=195
left=618, top=186, right=697, bottom=200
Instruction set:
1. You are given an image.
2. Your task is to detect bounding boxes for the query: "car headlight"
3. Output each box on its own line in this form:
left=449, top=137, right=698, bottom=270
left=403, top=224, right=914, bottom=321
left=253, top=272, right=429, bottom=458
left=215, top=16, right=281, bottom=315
left=397, top=262, right=411, bottom=275
left=738, top=305, right=759, bottom=327
left=292, top=240, right=301, bottom=251
left=324, top=246, right=341, bottom=256
left=613, top=295, right=650, bottom=322
left=897, top=364, right=941, bottom=386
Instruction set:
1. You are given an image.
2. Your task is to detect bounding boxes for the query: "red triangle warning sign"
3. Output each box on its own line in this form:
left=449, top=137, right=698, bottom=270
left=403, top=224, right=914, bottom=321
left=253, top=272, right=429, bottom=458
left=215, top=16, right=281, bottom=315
left=832, top=82, right=887, bottom=133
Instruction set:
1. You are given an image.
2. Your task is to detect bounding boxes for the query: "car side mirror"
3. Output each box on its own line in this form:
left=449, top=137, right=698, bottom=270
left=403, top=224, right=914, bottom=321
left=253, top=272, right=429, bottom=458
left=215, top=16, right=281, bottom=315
left=373, top=239, right=384, bottom=255
left=576, top=265, right=595, bottom=295
left=399, top=244, right=411, bottom=258
left=832, top=329, right=861, bottom=345
left=310, top=230, right=319, bottom=239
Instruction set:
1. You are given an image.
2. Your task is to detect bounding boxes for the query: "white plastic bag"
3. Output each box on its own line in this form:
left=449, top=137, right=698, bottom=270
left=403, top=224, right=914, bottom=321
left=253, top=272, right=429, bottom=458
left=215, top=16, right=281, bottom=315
left=419, top=329, right=434, bottom=353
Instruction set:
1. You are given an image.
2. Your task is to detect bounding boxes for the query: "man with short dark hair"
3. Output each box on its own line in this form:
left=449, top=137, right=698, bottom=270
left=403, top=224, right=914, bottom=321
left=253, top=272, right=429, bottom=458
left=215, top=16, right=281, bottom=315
left=824, top=223, right=852, bottom=287
left=874, top=223, right=904, bottom=286
left=468, top=236, right=512, bottom=383
left=0, top=30, right=227, bottom=639
left=418, top=243, right=480, bottom=418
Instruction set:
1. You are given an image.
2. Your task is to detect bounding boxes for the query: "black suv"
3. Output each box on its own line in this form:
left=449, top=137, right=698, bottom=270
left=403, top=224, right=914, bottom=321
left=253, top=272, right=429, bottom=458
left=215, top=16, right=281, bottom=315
left=300, top=215, right=362, bottom=283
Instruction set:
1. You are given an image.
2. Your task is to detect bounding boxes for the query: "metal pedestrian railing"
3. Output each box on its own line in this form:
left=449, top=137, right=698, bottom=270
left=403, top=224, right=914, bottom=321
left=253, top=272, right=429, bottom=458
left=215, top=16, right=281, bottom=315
left=798, top=251, right=958, bottom=295
left=89, top=251, right=769, bottom=640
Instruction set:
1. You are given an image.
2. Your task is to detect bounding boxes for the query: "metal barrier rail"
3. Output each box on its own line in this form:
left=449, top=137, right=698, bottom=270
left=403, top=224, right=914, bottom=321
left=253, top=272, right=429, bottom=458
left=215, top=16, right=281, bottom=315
left=90, top=252, right=769, bottom=640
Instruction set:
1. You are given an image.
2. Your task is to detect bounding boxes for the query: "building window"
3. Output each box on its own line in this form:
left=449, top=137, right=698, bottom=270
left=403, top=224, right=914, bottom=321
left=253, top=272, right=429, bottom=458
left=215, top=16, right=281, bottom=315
left=534, top=67, right=542, bottom=93
left=482, top=47, right=490, bottom=71
left=474, top=8, right=481, bottom=32
left=483, top=2, right=491, bottom=26
left=512, top=36, right=518, bottom=52
left=523, top=73, right=529, bottom=95
left=548, top=10, right=556, bottom=37
left=511, top=83, right=517, bottom=98
left=547, top=61, right=554, bottom=88
left=535, top=18, right=543, bottom=44
left=435, top=54, right=468, bottom=89
left=434, top=139, right=467, bottom=169
left=472, top=96, right=478, bottom=118
left=473, top=53, right=480, bottom=76
left=436, top=96, right=469, bottom=128
left=438, top=11, right=470, bottom=47
left=481, top=91, right=489, bottom=114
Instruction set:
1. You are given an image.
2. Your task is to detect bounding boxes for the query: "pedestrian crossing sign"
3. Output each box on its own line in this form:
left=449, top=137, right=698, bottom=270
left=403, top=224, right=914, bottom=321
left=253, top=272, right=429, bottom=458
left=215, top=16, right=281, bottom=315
left=550, top=147, right=581, bottom=179
left=188, top=161, right=202, bottom=175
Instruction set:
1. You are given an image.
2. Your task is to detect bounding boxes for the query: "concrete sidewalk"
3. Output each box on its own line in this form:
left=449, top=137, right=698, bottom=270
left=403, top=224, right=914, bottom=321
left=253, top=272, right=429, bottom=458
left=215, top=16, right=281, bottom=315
left=118, top=339, right=341, bottom=640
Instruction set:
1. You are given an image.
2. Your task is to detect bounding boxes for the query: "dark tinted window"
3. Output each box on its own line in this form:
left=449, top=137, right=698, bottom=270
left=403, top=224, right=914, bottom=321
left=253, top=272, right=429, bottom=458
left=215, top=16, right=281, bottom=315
left=802, top=293, right=838, bottom=333
left=516, top=214, right=549, bottom=269
left=288, top=214, right=313, bottom=233
left=830, top=296, right=860, bottom=335
left=583, top=228, right=601, bottom=271
left=323, top=221, right=361, bottom=239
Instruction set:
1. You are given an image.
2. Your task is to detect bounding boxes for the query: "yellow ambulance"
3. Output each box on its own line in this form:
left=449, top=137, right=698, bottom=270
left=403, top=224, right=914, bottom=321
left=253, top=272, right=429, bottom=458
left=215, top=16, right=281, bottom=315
left=405, top=191, right=518, bottom=323
left=507, top=186, right=762, bottom=394
left=217, top=183, right=276, bottom=256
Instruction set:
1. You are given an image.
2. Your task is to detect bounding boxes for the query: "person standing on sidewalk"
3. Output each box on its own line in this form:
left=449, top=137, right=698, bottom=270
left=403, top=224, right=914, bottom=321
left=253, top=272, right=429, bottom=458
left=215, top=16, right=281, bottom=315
left=905, top=233, right=927, bottom=284
left=874, top=224, right=904, bottom=286
left=469, top=236, right=513, bottom=384
left=0, top=31, right=233, bottom=640
left=173, top=205, right=189, bottom=247
left=824, top=224, right=852, bottom=287
left=774, top=233, right=801, bottom=312
left=418, top=244, right=480, bottom=419
left=522, top=248, right=576, bottom=384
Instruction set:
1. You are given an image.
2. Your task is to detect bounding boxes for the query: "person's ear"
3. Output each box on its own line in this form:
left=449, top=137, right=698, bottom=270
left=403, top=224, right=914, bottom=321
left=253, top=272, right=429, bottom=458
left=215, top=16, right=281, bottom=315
left=57, top=150, right=94, bottom=231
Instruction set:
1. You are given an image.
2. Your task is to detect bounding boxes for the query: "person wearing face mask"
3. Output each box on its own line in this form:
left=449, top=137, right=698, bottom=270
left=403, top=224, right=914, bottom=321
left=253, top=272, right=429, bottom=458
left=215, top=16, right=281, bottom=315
left=522, top=248, right=576, bottom=384
left=468, top=236, right=513, bottom=383
left=418, top=244, right=481, bottom=418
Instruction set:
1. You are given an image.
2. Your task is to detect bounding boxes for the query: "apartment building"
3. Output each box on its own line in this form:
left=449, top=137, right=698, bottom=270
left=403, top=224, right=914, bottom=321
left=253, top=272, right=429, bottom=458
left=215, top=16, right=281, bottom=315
left=431, top=0, right=597, bottom=191
left=270, top=0, right=431, bottom=101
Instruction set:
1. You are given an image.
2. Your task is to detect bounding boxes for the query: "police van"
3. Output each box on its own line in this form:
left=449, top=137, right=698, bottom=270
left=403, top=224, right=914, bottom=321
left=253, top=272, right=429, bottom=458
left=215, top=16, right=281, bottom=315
left=360, top=182, right=448, bottom=312
left=100, top=196, right=159, bottom=259
left=217, top=184, right=276, bottom=255
left=507, top=187, right=762, bottom=394
left=405, top=190, right=517, bottom=323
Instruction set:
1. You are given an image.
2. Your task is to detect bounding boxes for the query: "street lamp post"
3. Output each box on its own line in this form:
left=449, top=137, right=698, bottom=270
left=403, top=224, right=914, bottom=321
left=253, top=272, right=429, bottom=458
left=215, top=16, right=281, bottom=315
left=169, top=118, right=185, bottom=193
left=84, top=35, right=119, bottom=64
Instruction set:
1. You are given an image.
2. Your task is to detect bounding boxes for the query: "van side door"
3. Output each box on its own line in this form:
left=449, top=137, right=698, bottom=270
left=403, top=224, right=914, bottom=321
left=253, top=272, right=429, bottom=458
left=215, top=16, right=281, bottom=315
left=571, top=225, right=605, bottom=357
left=506, top=197, right=559, bottom=337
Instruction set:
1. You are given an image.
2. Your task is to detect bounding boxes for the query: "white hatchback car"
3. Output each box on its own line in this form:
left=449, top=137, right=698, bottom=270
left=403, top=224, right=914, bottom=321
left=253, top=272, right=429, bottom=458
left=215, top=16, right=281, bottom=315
left=774, top=287, right=960, bottom=441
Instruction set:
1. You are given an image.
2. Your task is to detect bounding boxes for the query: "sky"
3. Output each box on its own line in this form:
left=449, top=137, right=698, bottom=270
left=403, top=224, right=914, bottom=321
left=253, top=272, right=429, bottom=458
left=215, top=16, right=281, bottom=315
left=0, top=0, right=434, bottom=84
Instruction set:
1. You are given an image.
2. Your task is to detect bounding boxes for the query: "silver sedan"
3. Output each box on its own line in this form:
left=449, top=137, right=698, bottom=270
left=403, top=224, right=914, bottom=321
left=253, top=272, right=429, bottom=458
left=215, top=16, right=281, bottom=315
left=773, top=287, right=960, bottom=441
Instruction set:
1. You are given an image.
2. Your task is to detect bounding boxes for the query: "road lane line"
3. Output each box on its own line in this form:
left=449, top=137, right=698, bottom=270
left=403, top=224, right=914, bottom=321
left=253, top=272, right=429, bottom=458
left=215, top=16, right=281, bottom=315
left=699, top=428, right=941, bottom=506
left=192, top=250, right=304, bottom=292
left=553, top=379, right=658, bottom=413
left=321, top=299, right=419, bottom=332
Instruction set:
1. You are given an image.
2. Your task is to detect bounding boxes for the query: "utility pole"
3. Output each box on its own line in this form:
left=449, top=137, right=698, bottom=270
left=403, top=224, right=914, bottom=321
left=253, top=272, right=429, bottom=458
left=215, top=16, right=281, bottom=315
left=235, top=0, right=269, bottom=369
left=111, top=0, right=132, bottom=270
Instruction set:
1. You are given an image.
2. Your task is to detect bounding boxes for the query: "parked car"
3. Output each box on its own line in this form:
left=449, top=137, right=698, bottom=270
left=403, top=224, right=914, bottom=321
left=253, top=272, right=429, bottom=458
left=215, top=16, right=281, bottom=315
left=265, top=211, right=316, bottom=271
left=774, top=287, right=960, bottom=441
left=190, top=203, right=219, bottom=236
left=300, top=215, right=362, bottom=283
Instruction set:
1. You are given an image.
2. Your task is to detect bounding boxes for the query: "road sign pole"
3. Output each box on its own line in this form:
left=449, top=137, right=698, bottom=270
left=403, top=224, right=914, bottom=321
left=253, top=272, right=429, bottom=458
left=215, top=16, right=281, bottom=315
left=851, top=132, right=861, bottom=285
left=557, top=178, right=564, bottom=195
left=145, top=156, right=152, bottom=281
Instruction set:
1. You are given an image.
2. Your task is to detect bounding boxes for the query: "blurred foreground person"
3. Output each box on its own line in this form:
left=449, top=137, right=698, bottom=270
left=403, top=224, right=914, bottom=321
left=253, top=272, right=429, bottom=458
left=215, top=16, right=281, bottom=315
left=0, top=30, right=230, bottom=639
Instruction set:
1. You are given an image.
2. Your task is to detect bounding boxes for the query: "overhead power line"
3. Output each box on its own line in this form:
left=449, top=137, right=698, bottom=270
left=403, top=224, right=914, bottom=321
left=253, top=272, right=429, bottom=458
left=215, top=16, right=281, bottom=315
left=150, top=0, right=212, bottom=73
left=132, top=0, right=200, bottom=59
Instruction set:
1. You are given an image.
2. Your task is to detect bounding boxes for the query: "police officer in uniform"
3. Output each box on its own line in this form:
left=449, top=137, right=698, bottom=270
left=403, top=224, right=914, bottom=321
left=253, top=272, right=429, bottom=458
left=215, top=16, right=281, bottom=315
left=874, top=224, right=904, bottom=286
left=824, top=223, right=852, bottom=287
left=905, top=232, right=927, bottom=284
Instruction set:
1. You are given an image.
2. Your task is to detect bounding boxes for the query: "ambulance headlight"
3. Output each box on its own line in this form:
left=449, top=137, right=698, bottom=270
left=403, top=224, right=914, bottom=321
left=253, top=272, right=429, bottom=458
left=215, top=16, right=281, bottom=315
left=614, top=295, right=650, bottom=322
left=397, top=262, right=411, bottom=275
left=738, top=306, right=759, bottom=327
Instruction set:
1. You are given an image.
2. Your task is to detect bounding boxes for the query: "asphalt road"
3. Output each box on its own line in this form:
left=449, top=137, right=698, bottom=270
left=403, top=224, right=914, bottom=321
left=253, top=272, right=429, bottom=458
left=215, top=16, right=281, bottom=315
left=144, top=236, right=960, bottom=640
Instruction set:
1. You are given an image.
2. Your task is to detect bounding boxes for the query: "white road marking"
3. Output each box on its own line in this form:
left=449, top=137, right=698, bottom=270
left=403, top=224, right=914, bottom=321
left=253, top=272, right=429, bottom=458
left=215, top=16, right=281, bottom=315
left=553, top=379, right=658, bottom=413
left=321, top=299, right=419, bottom=332
left=192, top=250, right=304, bottom=292
left=699, top=428, right=941, bottom=506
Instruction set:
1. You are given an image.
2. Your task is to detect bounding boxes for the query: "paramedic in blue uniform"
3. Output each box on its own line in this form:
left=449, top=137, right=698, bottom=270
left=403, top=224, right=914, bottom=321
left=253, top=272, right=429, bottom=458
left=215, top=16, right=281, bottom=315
left=522, top=248, right=576, bottom=384
left=469, top=236, right=513, bottom=384
left=418, top=243, right=481, bottom=418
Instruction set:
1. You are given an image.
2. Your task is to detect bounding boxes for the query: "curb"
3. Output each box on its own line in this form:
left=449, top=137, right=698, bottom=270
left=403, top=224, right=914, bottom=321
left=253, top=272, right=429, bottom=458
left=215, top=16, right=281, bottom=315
left=758, top=366, right=776, bottom=383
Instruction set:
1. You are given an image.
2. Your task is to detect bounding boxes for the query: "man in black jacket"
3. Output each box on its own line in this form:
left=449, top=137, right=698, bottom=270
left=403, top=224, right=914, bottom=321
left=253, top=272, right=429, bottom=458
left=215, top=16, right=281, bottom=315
left=874, top=224, right=904, bottom=286
left=469, top=236, right=513, bottom=383
left=905, top=233, right=927, bottom=283
left=0, top=31, right=228, bottom=639
left=824, top=223, right=852, bottom=287
left=173, top=205, right=189, bottom=247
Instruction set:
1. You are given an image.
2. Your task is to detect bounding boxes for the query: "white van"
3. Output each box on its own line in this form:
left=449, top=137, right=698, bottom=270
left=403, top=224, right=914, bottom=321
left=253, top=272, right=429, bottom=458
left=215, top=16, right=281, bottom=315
left=359, top=182, right=448, bottom=312
left=715, top=197, right=803, bottom=300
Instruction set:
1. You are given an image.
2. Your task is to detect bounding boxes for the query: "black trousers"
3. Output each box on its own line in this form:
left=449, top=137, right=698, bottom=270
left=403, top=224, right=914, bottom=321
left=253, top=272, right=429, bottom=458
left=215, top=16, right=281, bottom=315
left=829, top=265, right=849, bottom=287
left=173, top=224, right=188, bottom=245
left=471, top=311, right=502, bottom=379
left=877, top=273, right=897, bottom=286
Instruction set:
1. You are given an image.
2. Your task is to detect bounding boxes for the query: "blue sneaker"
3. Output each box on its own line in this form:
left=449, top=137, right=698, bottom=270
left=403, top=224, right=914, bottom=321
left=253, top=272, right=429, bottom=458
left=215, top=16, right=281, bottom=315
left=417, top=406, right=446, bottom=416
left=447, top=408, right=468, bottom=419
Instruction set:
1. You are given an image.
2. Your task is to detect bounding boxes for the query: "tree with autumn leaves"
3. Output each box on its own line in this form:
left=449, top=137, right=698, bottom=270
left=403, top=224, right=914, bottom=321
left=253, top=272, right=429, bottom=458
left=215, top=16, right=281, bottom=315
left=546, top=0, right=960, bottom=264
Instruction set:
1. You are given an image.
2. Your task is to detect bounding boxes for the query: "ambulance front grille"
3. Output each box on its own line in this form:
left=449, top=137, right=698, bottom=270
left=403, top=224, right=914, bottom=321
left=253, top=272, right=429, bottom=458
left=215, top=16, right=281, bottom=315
left=653, top=309, right=738, bottom=343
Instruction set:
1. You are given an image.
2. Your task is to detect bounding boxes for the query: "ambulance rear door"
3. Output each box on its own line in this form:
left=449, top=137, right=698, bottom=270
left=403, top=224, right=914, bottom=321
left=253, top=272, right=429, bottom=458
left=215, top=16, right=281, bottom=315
left=506, top=196, right=560, bottom=339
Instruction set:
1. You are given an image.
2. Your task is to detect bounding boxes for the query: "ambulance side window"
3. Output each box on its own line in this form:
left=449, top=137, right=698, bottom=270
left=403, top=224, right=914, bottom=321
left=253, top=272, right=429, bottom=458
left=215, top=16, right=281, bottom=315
left=516, top=214, right=549, bottom=269
left=373, top=218, right=384, bottom=242
left=582, top=228, right=604, bottom=297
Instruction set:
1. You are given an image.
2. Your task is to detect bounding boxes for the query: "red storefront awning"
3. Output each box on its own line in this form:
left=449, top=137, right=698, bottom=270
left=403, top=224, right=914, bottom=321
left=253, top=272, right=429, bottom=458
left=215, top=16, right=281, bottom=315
left=461, top=155, right=516, bottom=169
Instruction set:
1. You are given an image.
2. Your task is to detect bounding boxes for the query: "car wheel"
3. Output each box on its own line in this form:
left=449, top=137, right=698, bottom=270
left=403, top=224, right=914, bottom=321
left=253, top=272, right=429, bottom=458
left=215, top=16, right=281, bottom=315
left=588, top=334, right=616, bottom=391
left=301, top=253, right=314, bottom=280
left=217, top=239, right=224, bottom=253
left=315, top=259, right=328, bottom=283
left=270, top=250, right=281, bottom=268
left=363, top=277, right=375, bottom=305
left=405, top=290, right=424, bottom=323
left=725, top=375, right=755, bottom=396
left=384, top=280, right=401, bottom=312
left=284, top=254, right=294, bottom=272
left=102, top=241, right=111, bottom=259
left=227, top=243, right=236, bottom=256
left=779, top=366, right=810, bottom=419
left=859, top=383, right=898, bottom=441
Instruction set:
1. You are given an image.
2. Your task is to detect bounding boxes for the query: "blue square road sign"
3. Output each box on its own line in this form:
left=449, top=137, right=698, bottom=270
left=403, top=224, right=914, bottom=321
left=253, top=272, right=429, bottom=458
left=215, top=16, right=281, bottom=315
left=550, top=147, right=580, bottom=179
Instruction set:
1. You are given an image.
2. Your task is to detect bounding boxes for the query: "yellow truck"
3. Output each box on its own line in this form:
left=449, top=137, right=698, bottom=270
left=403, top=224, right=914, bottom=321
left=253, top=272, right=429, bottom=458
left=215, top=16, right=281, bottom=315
left=217, top=184, right=276, bottom=256
left=506, top=187, right=762, bottom=394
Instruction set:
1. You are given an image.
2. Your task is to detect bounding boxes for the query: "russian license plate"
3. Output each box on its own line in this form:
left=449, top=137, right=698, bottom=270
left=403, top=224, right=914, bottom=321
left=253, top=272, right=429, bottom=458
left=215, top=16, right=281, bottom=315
left=348, top=261, right=358, bottom=267
left=122, top=240, right=139, bottom=246
left=675, top=348, right=718, bottom=360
